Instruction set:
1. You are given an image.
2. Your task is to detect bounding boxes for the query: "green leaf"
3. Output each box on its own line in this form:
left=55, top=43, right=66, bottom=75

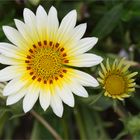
left=122, top=1, right=140, bottom=22
left=30, top=121, right=48, bottom=140
left=81, top=107, right=98, bottom=139
left=9, top=113, right=25, bottom=120
left=92, top=4, right=123, bottom=39
left=0, top=109, right=9, bottom=136
left=30, top=110, right=72, bottom=140
left=80, top=92, right=103, bottom=105
left=74, top=107, right=87, bottom=139
left=75, top=105, right=109, bottom=140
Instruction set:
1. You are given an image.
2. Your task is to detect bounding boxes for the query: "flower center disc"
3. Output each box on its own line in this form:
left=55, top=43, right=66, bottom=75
left=105, top=75, right=125, bottom=95
left=31, top=48, right=63, bottom=79
left=25, top=41, right=69, bottom=83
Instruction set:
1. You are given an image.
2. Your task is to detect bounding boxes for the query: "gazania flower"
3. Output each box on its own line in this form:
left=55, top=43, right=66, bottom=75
left=0, top=6, right=102, bottom=117
left=98, top=58, right=138, bottom=100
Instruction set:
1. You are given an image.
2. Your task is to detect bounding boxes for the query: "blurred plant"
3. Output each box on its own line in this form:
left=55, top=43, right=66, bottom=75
left=115, top=114, right=140, bottom=140
left=125, top=114, right=140, bottom=136
left=28, top=0, right=41, bottom=6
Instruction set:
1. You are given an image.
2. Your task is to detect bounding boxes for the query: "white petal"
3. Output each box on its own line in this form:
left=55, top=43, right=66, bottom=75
left=23, top=8, right=39, bottom=41
left=23, top=8, right=36, bottom=25
left=58, top=10, right=77, bottom=42
left=0, top=55, right=19, bottom=65
left=23, top=83, right=39, bottom=113
left=39, top=86, right=51, bottom=111
left=69, top=81, right=88, bottom=97
left=2, top=26, right=28, bottom=49
left=14, top=19, right=34, bottom=44
left=56, top=84, right=74, bottom=107
left=3, top=77, right=28, bottom=96
left=69, top=37, right=98, bottom=55
left=36, top=5, right=48, bottom=41
left=61, top=24, right=87, bottom=52
left=72, top=69, right=99, bottom=87
left=50, top=94, right=63, bottom=117
left=6, top=89, right=26, bottom=105
left=0, top=66, right=22, bottom=82
left=47, top=6, right=59, bottom=41
left=0, top=43, right=25, bottom=59
left=72, top=23, right=87, bottom=41
left=69, top=53, right=103, bottom=67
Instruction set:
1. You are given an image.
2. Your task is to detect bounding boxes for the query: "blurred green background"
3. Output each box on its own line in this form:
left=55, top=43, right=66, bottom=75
left=0, top=0, right=140, bottom=139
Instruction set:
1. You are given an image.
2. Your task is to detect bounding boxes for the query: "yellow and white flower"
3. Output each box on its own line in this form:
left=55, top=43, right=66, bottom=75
left=98, top=58, right=138, bottom=100
left=0, top=6, right=102, bottom=117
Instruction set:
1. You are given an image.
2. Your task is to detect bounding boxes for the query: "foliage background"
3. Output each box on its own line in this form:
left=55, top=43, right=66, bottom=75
left=0, top=0, right=140, bottom=139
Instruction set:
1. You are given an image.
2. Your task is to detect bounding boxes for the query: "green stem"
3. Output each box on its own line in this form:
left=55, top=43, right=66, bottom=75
left=113, top=101, right=128, bottom=118
left=31, top=110, right=63, bottom=140
left=74, top=107, right=87, bottom=139
left=114, top=131, right=127, bottom=140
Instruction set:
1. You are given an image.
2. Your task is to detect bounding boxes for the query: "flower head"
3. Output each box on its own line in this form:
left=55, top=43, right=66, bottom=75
left=0, top=6, right=102, bottom=117
left=98, top=58, right=138, bottom=100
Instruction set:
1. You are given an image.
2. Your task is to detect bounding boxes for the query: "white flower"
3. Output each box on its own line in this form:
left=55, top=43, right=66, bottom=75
left=0, top=5, right=102, bottom=117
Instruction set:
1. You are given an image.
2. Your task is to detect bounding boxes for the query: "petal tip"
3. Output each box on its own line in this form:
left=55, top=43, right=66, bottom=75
left=6, top=100, right=11, bottom=105
left=42, top=107, right=46, bottom=111
left=94, top=81, right=99, bottom=87
left=99, top=56, right=103, bottom=63
left=23, top=106, right=30, bottom=113
left=36, top=5, right=45, bottom=14
left=68, top=101, right=75, bottom=107
left=38, top=5, right=44, bottom=9
left=91, top=77, right=99, bottom=87
left=23, top=8, right=29, bottom=14
left=41, top=105, right=48, bottom=111
left=67, top=9, right=77, bottom=18
left=71, top=103, right=75, bottom=107
left=23, top=8, right=33, bottom=17
left=82, top=23, right=87, bottom=29
left=2, top=26, right=8, bottom=32
left=94, top=37, right=98, bottom=43
left=53, top=108, right=63, bottom=117
left=83, top=93, right=89, bottom=98
left=14, top=19, right=21, bottom=24
left=71, top=10, right=77, bottom=17
left=49, top=6, right=57, bottom=12
left=90, top=37, right=98, bottom=47
left=56, top=112, right=63, bottom=118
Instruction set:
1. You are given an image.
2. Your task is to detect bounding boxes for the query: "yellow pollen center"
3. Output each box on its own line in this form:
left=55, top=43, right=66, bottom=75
left=105, top=75, right=125, bottom=95
left=31, top=48, right=62, bottom=78
left=25, top=41, right=69, bottom=83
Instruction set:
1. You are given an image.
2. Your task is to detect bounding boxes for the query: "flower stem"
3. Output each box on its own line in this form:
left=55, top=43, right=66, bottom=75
left=31, top=110, right=63, bottom=140
left=115, top=106, right=127, bottom=118
left=113, top=101, right=127, bottom=118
